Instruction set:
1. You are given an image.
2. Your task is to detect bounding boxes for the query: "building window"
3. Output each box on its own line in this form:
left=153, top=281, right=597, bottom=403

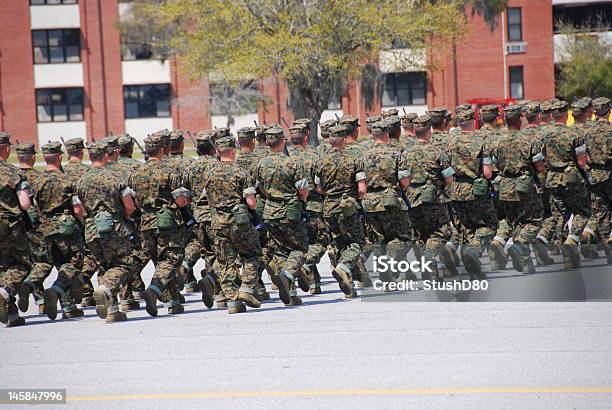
left=507, top=8, right=522, bottom=42
left=30, top=0, right=78, bottom=5
left=32, top=29, right=80, bottom=64
left=381, top=72, right=426, bottom=107
left=36, top=87, right=84, bottom=122
left=509, top=66, right=524, bottom=99
left=124, top=84, right=171, bottom=119
left=121, top=43, right=155, bottom=61
left=327, top=92, right=341, bottom=110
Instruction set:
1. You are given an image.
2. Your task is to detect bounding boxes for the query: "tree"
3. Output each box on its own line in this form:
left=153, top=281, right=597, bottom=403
left=128, top=0, right=468, bottom=144
left=555, top=19, right=612, bottom=101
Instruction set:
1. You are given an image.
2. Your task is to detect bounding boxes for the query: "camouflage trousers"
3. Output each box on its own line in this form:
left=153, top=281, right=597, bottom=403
left=538, top=188, right=565, bottom=243
left=324, top=211, right=366, bottom=280
left=304, top=211, right=328, bottom=287
left=24, top=228, right=52, bottom=305
left=364, top=209, right=410, bottom=261
left=548, top=184, right=591, bottom=240
left=452, top=197, right=499, bottom=254
left=0, top=223, right=32, bottom=297
left=492, top=195, right=510, bottom=243
left=141, top=227, right=186, bottom=306
left=87, top=235, right=132, bottom=300
left=193, top=221, right=224, bottom=301
left=179, top=226, right=201, bottom=288
left=118, top=235, right=148, bottom=302
left=502, top=195, right=543, bottom=245
left=210, top=220, right=260, bottom=301
left=585, top=179, right=612, bottom=241
left=265, top=218, right=308, bottom=280
left=407, top=203, right=452, bottom=258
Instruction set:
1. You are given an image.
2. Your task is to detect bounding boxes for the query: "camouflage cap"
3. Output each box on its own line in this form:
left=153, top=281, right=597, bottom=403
left=255, top=124, right=272, bottom=138
left=553, top=100, right=569, bottom=113
left=15, top=143, right=36, bottom=155
left=577, top=96, right=592, bottom=106
left=215, top=135, right=236, bottom=150
left=329, top=124, right=350, bottom=138
left=144, top=134, right=164, bottom=150
left=365, top=115, right=383, bottom=125
left=102, top=135, right=119, bottom=147
left=401, top=112, right=418, bottom=125
left=292, top=118, right=311, bottom=126
left=428, top=107, right=447, bottom=125
left=382, top=108, right=399, bottom=118
left=371, top=121, right=388, bottom=134
left=65, top=137, right=85, bottom=152
left=169, top=130, right=185, bottom=142
left=213, top=127, right=231, bottom=140
left=384, top=116, right=401, bottom=130
left=480, top=105, right=499, bottom=114
left=320, top=119, right=337, bottom=137
left=0, top=131, right=11, bottom=145
left=455, top=103, right=471, bottom=113
left=413, top=115, right=431, bottom=128
left=264, top=124, right=285, bottom=142
left=571, top=99, right=591, bottom=114
left=86, top=141, right=108, bottom=156
left=288, top=123, right=308, bottom=135
left=523, top=102, right=541, bottom=114
left=118, top=134, right=134, bottom=148
left=196, top=130, right=213, bottom=142
left=457, top=109, right=474, bottom=122
left=41, top=141, right=63, bottom=154
left=237, top=126, right=256, bottom=139
left=504, top=104, right=523, bottom=119
left=151, top=129, right=171, bottom=147
left=540, top=100, right=554, bottom=113
left=592, top=97, right=611, bottom=112
left=339, top=114, right=360, bottom=130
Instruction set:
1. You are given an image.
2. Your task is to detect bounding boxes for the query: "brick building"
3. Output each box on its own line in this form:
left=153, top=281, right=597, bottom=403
left=0, top=0, right=558, bottom=146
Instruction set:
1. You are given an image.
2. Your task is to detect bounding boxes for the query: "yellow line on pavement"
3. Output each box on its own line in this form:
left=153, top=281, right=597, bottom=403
left=66, top=387, right=612, bottom=402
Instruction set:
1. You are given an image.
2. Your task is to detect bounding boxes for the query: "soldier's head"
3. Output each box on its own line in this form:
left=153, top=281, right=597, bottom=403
left=428, top=107, right=447, bottom=130
left=144, top=134, right=164, bottom=160
left=16, top=143, right=36, bottom=168
left=413, top=115, right=432, bottom=140
left=540, top=100, right=554, bottom=123
left=169, top=130, right=185, bottom=154
left=457, top=109, right=475, bottom=131
left=504, top=105, right=523, bottom=129
left=480, top=105, right=500, bottom=125
left=118, top=134, right=134, bottom=157
left=264, top=124, right=286, bottom=151
left=215, top=135, right=237, bottom=162
left=41, top=141, right=63, bottom=167
left=0, top=132, right=11, bottom=160
left=592, top=97, right=611, bottom=119
left=87, top=142, right=109, bottom=167
left=338, top=115, right=360, bottom=141
left=237, top=127, right=256, bottom=152
left=65, top=137, right=85, bottom=161
left=255, top=124, right=271, bottom=144
left=382, top=108, right=399, bottom=118
left=195, top=131, right=216, bottom=157
left=523, top=102, right=541, bottom=124
left=401, top=112, right=418, bottom=135
left=101, top=135, right=120, bottom=161
left=571, top=98, right=592, bottom=123
left=551, top=100, right=570, bottom=123
left=384, top=116, right=401, bottom=139
left=328, top=125, right=350, bottom=149
left=152, top=129, right=171, bottom=155
left=319, top=119, right=337, bottom=139
left=365, top=115, right=382, bottom=134
left=289, top=123, right=308, bottom=147
left=371, top=122, right=389, bottom=144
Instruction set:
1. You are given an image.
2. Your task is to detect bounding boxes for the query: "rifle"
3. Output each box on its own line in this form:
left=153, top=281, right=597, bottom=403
left=186, top=130, right=197, bottom=148
left=402, top=108, right=407, bottom=115
left=253, top=120, right=258, bottom=127
left=397, top=186, right=411, bottom=209
left=60, top=137, right=68, bottom=151
left=132, top=137, right=147, bottom=160
left=334, top=113, right=340, bottom=121
left=279, top=118, right=290, bottom=156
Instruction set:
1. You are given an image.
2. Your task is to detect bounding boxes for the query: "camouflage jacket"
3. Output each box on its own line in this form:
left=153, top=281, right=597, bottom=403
left=62, top=160, right=90, bottom=184
left=473, top=125, right=503, bottom=174
left=33, top=169, right=77, bottom=237
left=202, top=161, right=255, bottom=225
left=17, top=168, right=42, bottom=198
left=0, top=161, right=28, bottom=227
left=315, top=148, right=366, bottom=217
left=431, top=131, right=453, bottom=153
left=106, top=160, right=135, bottom=184
left=165, top=153, right=193, bottom=181
left=128, top=159, right=184, bottom=231
left=542, top=124, right=585, bottom=188
left=520, top=125, right=546, bottom=154
left=344, top=141, right=367, bottom=159
left=118, top=156, right=143, bottom=173
left=290, top=145, right=323, bottom=213
left=446, top=131, right=492, bottom=201
left=399, top=135, right=416, bottom=152
left=76, top=166, right=132, bottom=242
left=316, top=140, right=334, bottom=158
left=359, top=143, right=401, bottom=213
left=255, top=151, right=309, bottom=220
left=584, top=119, right=611, bottom=184
left=494, top=129, right=543, bottom=202
left=235, top=149, right=259, bottom=186
left=183, top=155, right=219, bottom=223
left=398, top=139, right=453, bottom=208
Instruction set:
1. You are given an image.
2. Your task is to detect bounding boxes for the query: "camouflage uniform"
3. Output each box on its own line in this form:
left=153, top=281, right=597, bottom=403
left=30, top=142, right=85, bottom=319
left=446, top=109, right=497, bottom=277
left=0, top=136, right=33, bottom=326
left=399, top=115, right=454, bottom=279
left=255, top=125, right=310, bottom=304
left=76, top=143, right=134, bottom=321
left=494, top=105, right=544, bottom=273
left=315, top=125, right=367, bottom=296
left=129, top=135, right=187, bottom=316
left=541, top=101, right=591, bottom=267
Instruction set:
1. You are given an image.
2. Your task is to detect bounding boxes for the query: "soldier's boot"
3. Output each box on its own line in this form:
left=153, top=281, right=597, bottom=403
left=71, top=275, right=83, bottom=306
left=3, top=298, right=25, bottom=327
left=533, top=236, right=554, bottom=266
left=327, top=246, right=338, bottom=268
left=563, top=236, right=581, bottom=269
left=308, top=264, right=322, bottom=294
left=216, top=299, right=227, bottom=309
left=81, top=296, right=97, bottom=308
left=520, top=243, right=536, bottom=274
left=332, top=264, right=353, bottom=297
left=580, top=229, right=599, bottom=260
left=344, top=284, right=358, bottom=299
left=356, top=257, right=374, bottom=287
left=227, top=300, right=246, bottom=314
left=238, top=291, right=261, bottom=309
left=0, top=288, right=10, bottom=324
left=168, top=303, right=185, bottom=315
left=289, top=295, right=303, bottom=305
left=143, top=287, right=160, bottom=317
left=62, top=307, right=84, bottom=319
left=257, top=285, right=271, bottom=301
left=461, top=248, right=484, bottom=280
left=93, top=285, right=113, bottom=319
left=38, top=304, right=45, bottom=315
left=185, top=281, right=199, bottom=294
left=17, top=282, right=33, bottom=313
left=43, top=287, right=60, bottom=320
left=6, top=313, right=26, bottom=328
left=488, top=238, right=508, bottom=271
left=198, top=273, right=216, bottom=308
left=273, top=270, right=293, bottom=305
left=507, top=243, right=525, bottom=272
left=420, top=251, right=438, bottom=282
left=106, top=307, right=128, bottom=323
left=120, top=299, right=141, bottom=312
left=296, top=266, right=311, bottom=293
left=548, top=242, right=561, bottom=255
left=440, top=243, right=459, bottom=277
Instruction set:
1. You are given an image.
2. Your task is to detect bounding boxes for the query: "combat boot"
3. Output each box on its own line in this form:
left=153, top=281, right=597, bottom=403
left=227, top=301, right=246, bottom=314
left=143, top=288, right=159, bottom=317
left=332, top=264, right=353, bottom=296
left=198, top=274, right=216, bottom=308
left=93, top=286, right=113, bottom=319
left=440, top=243, right=459, bottom=276
left=461, top=248, right=483, bottom=280
left=168, top=304, right=185, bottom=315
left=80, top=296, right=97, bottom=308
left=309, top=285, right=321, bottom=295
left=563, top=236, right=581, bottom=269
left=216, top=299, right=227, bottom=309
left=533, top=236, right=554, bottom=266
left=106, top=309, right=127, bottom=323
left=289, top=295, right=303, bottom=305
left=344, top=285, right=358, bottom=299
left=120, top=299, right=140, bottom=312
left=17, top=282, right=33, bottom=312
left=62, top=308, right=84, bottom=319
left=296, top=267, right=311, bottom=292
left=0, top=288, right=9, bottom=324
left=580, top=229, right=598, bottom=259
left=6, top=313, right=25, bottom=327
left=71, top=276, right=83, bottom=305
left=43, top=288, right=59, bottom=320
left=274, top=270, right=293, bottom=305
left=38, top=304, right=45, bottom=315
left=185, top=281, right=200, bottom=294
left=238, top=291, right=261, bottom=308
left=520, top=243, right=536, bottom=274
left=257, top=287, right=271, bottom=301
left=488, top=238, right=508, bottom=271
left=507, top=243, right=525, bottom=272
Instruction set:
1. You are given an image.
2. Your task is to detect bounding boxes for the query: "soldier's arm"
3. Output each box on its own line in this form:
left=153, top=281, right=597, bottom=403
left=397, top=152, right=411, bottom=190
left=354, top=155, right=367, bottom=199
left=15, top=177, right=32, bottom=211
left=439, top=152, right=455, bottom=186
left=293, top=159, right=310, bottom=202
left=480, top=144, right=493, bottom=180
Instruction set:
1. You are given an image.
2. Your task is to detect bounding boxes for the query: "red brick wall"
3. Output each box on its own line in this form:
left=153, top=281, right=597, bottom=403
left=0, top=2, right=37, bottom=145
left=171, top=58, right=211, bottom=132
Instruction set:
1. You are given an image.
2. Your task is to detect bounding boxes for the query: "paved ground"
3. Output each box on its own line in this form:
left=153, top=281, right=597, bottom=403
left=2, top=253, right=612, bottom=409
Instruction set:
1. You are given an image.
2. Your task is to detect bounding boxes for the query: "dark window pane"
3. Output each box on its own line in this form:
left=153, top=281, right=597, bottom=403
left=156, top=100, right=170, bottom=117
left=36, top=90, right=51, bottom=104
left=53, top=105, right=68, bottom=121
left=508, top=9, right=521, bottom=24
left=36, top=87, right=83, bottom=122
left=509, top=67, right=524, bottom=99
left=37, top=105, right=52, bottom=122
left=65, top=46, right=80, bottom=62
left=509, top=27, right=521, bottom=42
left=412, top=88, right=426, bottom=105
left=63, top=0, right=78, bottom=4
left=63, top=30, right=79, bottom=46
left=48, top=0, right=62, bottom=4
left=32, top=31, right=48, bottom=47
left=31, top=0, right=46, bottom=5
left=49, top=47, right=64, bottom=63
left=48, top=30, right=63, bottom=46
left=125, top=102, right=139, bottom=118
left=33, top=47, right=49, bottom=64
left=69, top=105, right=83, bottom=121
